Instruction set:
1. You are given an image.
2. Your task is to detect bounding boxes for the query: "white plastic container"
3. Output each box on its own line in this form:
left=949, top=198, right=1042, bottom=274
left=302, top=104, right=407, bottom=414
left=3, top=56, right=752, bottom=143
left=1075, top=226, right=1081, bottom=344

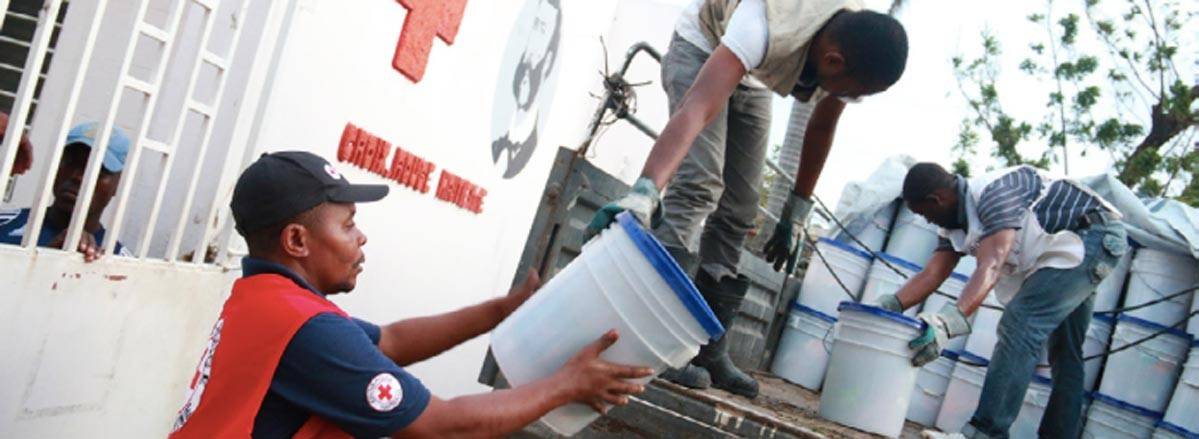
left=884, top=205, right=941, bottom=266
left=820, top=302, right=926, bottom=437
left=844, top=201, right=897, bottom=254
left=860, top=253, right=924, bottom=317
left=1098, top=315, right=1192, bottom=413
left=1010, top=375, right=1053, bottom=438
left=771, top=303, right=837, bottom=390
left=954, top=256, right=977, bottom=277
left=1154, top=421, right=1199, bottom=439
left=935, top=351, right=989, bottom=433
left=1084, top=314, right=1116, bottom=391
left=491, top=213, right=724, bottom=435
left=1095, top=248, right=1134, bottom=313
left=1034, top=313, right=1115, bottom=392
left=1163, top=344, right=1199, bottom=433
left=1125, top=248, right=1198, bottom=328
left=906, top=351, right=959, bottom=426
left=798, top=238, right=873, bottom=316
left=1083, top=393, right=1162, bottom=439
left=925, top=271, right=972, bottom=352
left=963, top=294, right=1005, bottom=360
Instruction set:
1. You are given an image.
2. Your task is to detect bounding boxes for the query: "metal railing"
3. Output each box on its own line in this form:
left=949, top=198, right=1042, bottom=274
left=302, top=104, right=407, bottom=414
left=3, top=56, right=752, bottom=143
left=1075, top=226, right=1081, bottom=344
left=0, top=0, right=262, bottom=267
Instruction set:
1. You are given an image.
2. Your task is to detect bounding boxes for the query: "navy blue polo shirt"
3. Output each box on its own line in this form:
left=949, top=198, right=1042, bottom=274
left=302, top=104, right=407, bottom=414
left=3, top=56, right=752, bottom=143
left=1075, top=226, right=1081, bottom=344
left=0, top=208, right=130, bottom=255
left=242, top=257, right=431, bottom=438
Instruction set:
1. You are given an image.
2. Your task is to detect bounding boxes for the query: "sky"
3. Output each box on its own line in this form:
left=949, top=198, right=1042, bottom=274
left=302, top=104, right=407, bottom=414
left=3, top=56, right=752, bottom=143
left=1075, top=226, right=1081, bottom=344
left=751, top=0, right=1198, bottom=207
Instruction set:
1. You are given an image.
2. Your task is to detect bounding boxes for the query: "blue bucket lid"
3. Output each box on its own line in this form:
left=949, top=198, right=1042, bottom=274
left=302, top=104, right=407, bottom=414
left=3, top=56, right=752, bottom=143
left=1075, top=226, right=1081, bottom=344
left=1031, top=374, right=1052, bottom=386
left=1158, top=420, right=1199, bottom=438
left=817, top=237, right=874, bottom=261
left=1090, top=392, right=1164, bottom=419
left=616, top=213, right=724, bottom=340
left=875, top=252, right=923, bottom=273
left=836, top=301, right=926, bottom=331
left=1115, top=313, right=1192, bottom=340
left=948, top=271, right=970, bottom=282
left=941, top=349, right=961, bottom=361
left=790, top=302, right=837, bottom=324
left=1092, top=313, right=1115, bottom=324
left=956, top=350, right=989, bottom=366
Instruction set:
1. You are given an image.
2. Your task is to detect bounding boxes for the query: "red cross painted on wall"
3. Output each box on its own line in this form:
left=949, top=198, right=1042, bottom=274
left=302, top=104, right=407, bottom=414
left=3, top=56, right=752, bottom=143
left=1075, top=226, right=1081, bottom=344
left=393, top=0, right=469, bottom=83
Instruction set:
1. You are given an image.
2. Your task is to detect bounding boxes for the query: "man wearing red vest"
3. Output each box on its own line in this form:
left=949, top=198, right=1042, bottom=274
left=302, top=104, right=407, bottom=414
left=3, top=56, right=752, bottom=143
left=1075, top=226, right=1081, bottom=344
left=170, top=151, right=651, bottom=438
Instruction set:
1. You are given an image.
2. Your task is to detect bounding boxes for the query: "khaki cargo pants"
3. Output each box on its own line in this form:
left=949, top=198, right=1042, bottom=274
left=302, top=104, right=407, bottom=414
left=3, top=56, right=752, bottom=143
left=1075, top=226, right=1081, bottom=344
left=652, top=33, right=772, bottom=281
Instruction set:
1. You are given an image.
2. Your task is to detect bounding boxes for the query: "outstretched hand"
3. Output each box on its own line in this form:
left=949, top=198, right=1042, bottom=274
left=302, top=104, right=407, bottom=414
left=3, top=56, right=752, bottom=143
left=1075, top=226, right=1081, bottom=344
left=558, top=330, right=654, bottom=414
left=500, top=269, right=541, bottom=318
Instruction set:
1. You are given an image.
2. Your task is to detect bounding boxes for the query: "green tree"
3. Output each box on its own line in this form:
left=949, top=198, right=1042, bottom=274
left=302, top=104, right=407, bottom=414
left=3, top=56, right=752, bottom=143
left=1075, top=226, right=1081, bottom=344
left=952, top=0, right=1197, bottom=204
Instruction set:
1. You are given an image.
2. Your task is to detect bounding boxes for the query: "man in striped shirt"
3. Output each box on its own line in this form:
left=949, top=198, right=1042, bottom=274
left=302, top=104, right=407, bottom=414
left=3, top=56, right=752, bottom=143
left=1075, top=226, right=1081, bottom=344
left=876, top=163, right=1127, bottom=438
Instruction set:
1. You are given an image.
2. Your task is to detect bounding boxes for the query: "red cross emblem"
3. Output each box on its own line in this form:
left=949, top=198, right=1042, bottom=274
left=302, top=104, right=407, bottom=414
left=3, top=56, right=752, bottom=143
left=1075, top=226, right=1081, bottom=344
left=377, top=384, right=393, bottom=401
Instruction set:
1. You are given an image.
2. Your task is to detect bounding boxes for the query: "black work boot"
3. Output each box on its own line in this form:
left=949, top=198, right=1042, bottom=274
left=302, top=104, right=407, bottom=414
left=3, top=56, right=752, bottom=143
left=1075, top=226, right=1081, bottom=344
left=691, top=271, right=760, bottom=399
left=659, top=246, right=713, bottom=389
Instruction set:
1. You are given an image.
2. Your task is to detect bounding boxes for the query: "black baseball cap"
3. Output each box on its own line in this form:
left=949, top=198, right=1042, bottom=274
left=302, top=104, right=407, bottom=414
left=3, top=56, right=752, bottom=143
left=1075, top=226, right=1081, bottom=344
left=231, top=151, right=388, bottom=235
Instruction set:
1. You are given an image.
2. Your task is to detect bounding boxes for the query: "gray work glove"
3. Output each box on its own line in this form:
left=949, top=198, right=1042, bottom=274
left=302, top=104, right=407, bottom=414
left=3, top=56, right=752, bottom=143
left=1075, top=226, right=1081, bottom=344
left=763, top=193, right=814, bottom=273
left=875, top=294, right=904, bottom=313
left=585, top=177, right=662, bottom=239
left=909, top=303, right=971, bottom=367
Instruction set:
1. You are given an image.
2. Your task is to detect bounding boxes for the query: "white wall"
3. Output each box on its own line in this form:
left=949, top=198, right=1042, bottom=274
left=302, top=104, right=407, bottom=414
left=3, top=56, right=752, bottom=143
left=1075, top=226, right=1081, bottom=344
left=0, top=247, right=230, bottom=437
left=247, top=0, right=639, bottom=397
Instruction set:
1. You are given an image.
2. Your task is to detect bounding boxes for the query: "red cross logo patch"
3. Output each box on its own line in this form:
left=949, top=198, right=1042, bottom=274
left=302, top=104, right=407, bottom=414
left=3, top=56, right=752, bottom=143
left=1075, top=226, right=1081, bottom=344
left=366, top=373, right=403, bottom=411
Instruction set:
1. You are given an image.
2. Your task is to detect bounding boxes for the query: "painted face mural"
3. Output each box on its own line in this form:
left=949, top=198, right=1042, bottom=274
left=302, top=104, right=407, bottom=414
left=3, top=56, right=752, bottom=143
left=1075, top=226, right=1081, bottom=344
left=489, top=0, right=562, bottom=179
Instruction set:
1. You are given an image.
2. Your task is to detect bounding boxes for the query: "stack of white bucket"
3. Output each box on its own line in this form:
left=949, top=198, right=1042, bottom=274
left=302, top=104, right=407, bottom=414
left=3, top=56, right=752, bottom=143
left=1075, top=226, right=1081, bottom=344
left=1083, top=248, right=1198, bottom=439
left=773, top=205, right=938, bottom=391
left=772, top=196, right=1199, bottom=438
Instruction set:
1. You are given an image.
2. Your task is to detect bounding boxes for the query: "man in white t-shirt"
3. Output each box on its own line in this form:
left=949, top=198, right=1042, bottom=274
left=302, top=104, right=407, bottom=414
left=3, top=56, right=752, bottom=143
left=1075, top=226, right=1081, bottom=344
left=586, top=0, right=908, bottom=398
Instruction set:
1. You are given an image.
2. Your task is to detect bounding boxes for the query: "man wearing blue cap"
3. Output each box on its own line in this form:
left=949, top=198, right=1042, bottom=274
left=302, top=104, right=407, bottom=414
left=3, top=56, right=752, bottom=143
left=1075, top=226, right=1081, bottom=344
left=0, top=121, right=132, bottom=261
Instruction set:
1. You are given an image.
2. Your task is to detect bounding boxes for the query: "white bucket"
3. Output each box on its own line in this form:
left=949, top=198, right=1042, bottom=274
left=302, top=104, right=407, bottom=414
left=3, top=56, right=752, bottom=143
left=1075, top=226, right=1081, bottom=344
left=1163, top=344, right=1199, bottom=432
left=844, top=201, right=897, bottom=254
left=1095, top=249, right=1134, bottom=313
left=1010, top=375, right=1053, bottom=438
left=860, top=253, right=924, bottom=317
left=1097, top=315, right=1192, bottom=413
left=884, top=205, right=941, bottom=267
left=1034, top=313, right=1115, bottom=392
left=820, top=302, right=926, bottom=437
left=1153, top=421, right=1199, bottom=439
left=798, top=238, right=873, bottom=316
left=1125, top=248, right=1198, bottom=328
left=1083, top=393, right=1162, bottom=439
left=491, top=213, right=724, bottom=435
left=954, top=256, right=977, bottom=277
left=1085, top=314, right=1116, bottom=391
left=963, top=294, right=1005, bottom=360
left=771, top=303, right=838, bottom=390
left=925, top=271, right=972, bottom=352
left=935, top=351, right=989, bottom=433
left=906, top=351, right=959, bottom=426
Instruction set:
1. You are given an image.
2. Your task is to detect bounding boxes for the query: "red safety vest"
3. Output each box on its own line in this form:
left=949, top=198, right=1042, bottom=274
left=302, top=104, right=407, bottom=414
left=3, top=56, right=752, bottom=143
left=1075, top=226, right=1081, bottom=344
left=170, top=274, right=353, bottom=439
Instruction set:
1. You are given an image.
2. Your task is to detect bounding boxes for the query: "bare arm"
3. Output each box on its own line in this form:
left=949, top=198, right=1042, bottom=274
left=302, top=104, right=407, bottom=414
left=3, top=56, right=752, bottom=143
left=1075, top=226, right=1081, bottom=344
left=894, top=250, right=960, bottom=310
left=640, top=45, right=746, bottom=189
left=790, top=96, right=845, bottom=197
left=378, top=271, right=539, bottom=366
left=956, top=229, right=1017, bottom=317
left=392, top=331, right=653, bottom=439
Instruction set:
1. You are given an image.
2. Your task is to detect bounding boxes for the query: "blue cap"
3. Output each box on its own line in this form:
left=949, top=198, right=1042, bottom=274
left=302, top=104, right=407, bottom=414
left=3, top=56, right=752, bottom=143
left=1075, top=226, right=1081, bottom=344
left=66, top=122, right=130, bottom=172
left=1091, top=392, right=1164, bottom=419
left=1157, top=420, right=1199, bottom=438
left=791, top=302, right=837, bottom=324
left=837, top=301, right=926, bottom=331
left=817, top=237, right=874, bottom=261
